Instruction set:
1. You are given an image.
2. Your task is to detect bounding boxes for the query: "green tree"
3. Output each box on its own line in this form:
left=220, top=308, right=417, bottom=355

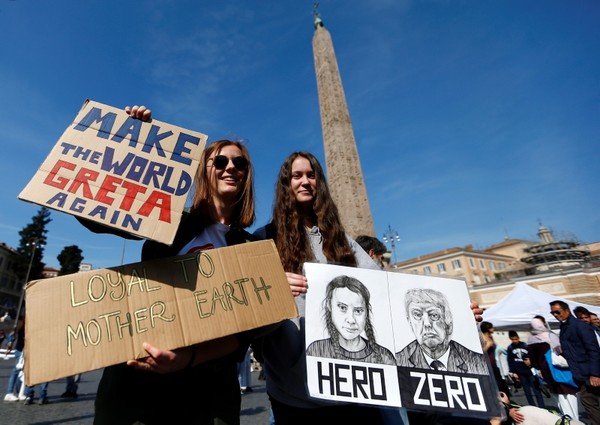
left=57, top=245, right=84, bottom=276
left=14, top=207, right=51, bottom=282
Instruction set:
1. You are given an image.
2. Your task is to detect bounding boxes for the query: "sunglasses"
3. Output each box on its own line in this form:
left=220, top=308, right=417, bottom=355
left=211, top=155, right=248, bottom=171
left=550, top=310, right=562, bottom=315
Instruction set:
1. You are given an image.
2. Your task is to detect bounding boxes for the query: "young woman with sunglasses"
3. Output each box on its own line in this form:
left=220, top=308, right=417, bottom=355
left=82, top=105, right=258, bottom=425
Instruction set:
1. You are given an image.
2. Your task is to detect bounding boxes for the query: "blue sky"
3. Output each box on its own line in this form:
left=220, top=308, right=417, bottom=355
left=1, top=0, right=598, bottom=269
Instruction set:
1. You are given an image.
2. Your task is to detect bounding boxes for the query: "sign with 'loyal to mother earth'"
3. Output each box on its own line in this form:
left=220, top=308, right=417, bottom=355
left=24, top=240, right=298, bottom=386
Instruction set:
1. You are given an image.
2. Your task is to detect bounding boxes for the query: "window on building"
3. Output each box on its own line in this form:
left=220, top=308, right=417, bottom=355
left=424, top=266, right=431, bottom=274
left=452, top=259, right=461, bottom=270
left=437, top=263, right=447, bottom=273
left=479, top=259, right=486, bottom=270
left=499, top=263, right=506, bottom=270
left=490, top=261, right=497, bottom=271
left=469, top=258, right=475, bottom=268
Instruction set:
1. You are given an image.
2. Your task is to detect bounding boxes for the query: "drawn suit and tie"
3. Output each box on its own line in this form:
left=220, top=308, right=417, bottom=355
left=395, top=288, right=489, bottom=375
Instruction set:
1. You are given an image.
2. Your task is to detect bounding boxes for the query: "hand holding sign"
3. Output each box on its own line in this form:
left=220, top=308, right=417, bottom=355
left=125, top=105, right=152, bottom=121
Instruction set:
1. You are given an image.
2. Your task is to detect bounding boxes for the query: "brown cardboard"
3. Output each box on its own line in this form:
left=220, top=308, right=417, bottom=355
left=24, top=240, right=298, bottom=386
left=18, top=100, right=207, bottom=245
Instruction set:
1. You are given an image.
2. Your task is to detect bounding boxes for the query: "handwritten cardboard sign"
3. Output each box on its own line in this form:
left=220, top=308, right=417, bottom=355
left=24, top=240, right=298, bottom=385
left=18, top=99, right=207, bottom=245
left=304, top=263, right=501, bottom=418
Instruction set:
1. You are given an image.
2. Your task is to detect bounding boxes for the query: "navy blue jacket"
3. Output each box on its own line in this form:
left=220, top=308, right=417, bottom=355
left=559, top=313, right=600, bottom=383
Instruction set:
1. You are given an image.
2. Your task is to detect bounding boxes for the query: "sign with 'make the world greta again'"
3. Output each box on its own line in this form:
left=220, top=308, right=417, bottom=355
left=19, top=99, right=208, bottom=245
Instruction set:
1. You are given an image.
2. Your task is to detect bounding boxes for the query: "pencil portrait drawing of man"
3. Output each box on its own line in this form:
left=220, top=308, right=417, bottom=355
left=395, top=288, right=488, bottom=374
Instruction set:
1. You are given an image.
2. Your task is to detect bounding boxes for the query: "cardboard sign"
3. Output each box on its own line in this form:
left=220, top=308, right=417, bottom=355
left=24, top=240, right=298, bottom=385
left=304, top=263, right=501, bottom=418
left=18, top=100, right=207, bottom=245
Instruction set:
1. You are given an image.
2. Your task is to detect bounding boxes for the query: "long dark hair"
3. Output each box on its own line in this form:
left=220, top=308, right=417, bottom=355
left=323, top=275, right=380, bottom=360
left=271, top=152, right=356, bottom=273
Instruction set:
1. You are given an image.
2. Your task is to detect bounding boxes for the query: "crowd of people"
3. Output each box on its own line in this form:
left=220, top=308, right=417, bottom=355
left=2, top=105, right=599, bottom=425
left=484, top=302, right=600, bottom=425
left=2, top=314, right=83, bottom=405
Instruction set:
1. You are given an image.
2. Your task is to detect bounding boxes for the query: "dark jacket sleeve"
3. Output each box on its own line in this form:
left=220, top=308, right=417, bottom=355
left=141, top=210, right=210, bottom=261
left=223, top=225, right=267, bottom=361
left=75, top=216, right=143, bottom=240
left=560, top=316, right=600, bottom=381
left=506, top=345, right=516, bottom=373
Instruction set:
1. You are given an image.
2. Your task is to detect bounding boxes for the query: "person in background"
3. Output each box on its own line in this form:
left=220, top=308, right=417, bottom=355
left=355, top=235, right=387, bottom=268
left=496, top=391, right=585, bottom=425
left=550, top=301, right=600, bottom=425
left=481, top=321, right=511, bottom=396
left=574, top=306, right=593, bottom=324
left=574, top=306, right=600, bottom=344
left=527, top=315, right=579, bottom=421
left=3, top=312, right=49, bottom=406
left=80, top=105, right=259, bottom=425
left=4, top=329, right=15, bottom=356
left=23, top=382, right=49, bottom=405
left=3, top=315, right=25, bottom=402
left=591, top=313, right=600, bottom=330
left=507, top=330, right=545, bottom=408
left=238, top=348, right=253, bottom=394
left=62, top=375, right=80, bottom=398
left=495, top=344, right=511, bottom=388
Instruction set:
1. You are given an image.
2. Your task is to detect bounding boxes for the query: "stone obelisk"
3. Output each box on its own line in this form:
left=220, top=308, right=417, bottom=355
left=312, top=6, right=375, bottom=237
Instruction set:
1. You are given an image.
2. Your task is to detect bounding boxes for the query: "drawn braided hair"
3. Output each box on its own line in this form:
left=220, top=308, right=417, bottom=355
left=322, top=275, right=383, bottom=362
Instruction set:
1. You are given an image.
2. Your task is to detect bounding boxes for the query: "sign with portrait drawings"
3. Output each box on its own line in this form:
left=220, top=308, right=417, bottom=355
left=304, top=263, right=501, bottom=418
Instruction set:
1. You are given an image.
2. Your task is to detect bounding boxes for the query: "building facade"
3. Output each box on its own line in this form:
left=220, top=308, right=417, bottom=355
left=393, top=225, right=600, bottom=309
left=394, top=246, right=517, bottom=286
left=470, top=267, right=600, bottom=309
left=0, top=242, right=20, bottom=313
left=42, top=267, right=59, bottom=278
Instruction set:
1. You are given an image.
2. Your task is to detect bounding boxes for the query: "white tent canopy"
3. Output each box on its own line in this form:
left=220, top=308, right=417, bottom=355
left=481, top=282, right=600, bottom=330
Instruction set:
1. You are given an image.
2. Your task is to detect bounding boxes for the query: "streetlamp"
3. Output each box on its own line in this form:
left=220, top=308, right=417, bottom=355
left=382, top=225, right=401, bottom=263
left=13, top=239, right=42, bottom=332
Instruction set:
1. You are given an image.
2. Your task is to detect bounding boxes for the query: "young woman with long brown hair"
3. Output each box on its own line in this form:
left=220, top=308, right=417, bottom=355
left=253, top=151, right=385, bottom=423
left=254, top=151, right=483, bottom=425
